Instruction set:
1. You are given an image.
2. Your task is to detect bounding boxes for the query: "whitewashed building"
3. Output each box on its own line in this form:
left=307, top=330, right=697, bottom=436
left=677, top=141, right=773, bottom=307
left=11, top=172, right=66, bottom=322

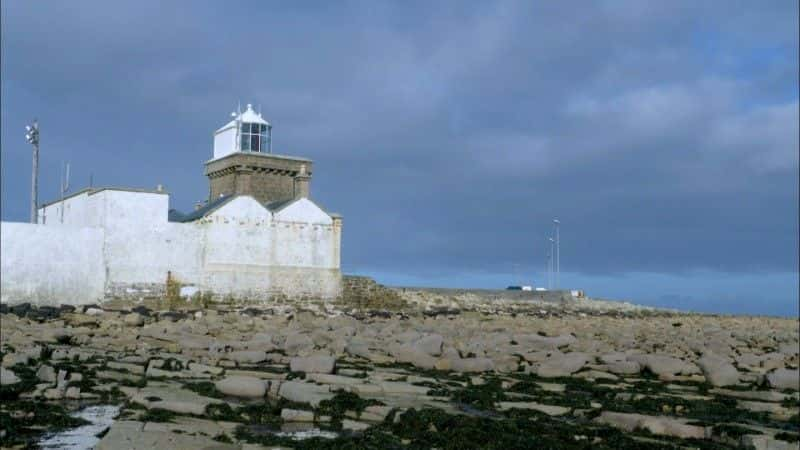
left=1, top=105, right=342, bottom=305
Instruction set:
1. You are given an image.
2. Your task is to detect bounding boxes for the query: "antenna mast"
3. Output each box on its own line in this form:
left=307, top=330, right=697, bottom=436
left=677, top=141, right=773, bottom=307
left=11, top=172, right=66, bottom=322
left=60, top=161, right=70, bottom=223
left=25, top=120, right=40, bottom=223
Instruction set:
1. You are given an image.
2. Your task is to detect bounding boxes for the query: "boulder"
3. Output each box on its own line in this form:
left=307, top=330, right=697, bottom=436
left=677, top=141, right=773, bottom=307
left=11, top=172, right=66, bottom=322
left=278, top=381, right=334, bottom=406
left=603, top=361, right=641, bottom=375
left=449, top=358, right=495, bottom=373
left=766, top=368, right=799, bottom=391
left=514, top=333, right=577, bottom=351
left=629, top=354, right=689, bottom=376
left=284, top=333, right=314, bottom=355
left=413, top=334, right=444, bottom=356
left=124, top=313, right=145, bottom=327
left=388, top=344, right=438, bottom=370
left=290, top=356, right=336, bottom=374
left=36, top=365, right=57, bottom=383
left=778, top=341, right=799, bottom=357
left=0, top=367, right=20, bottom=385
left=536, top=353, right=590, bottom=378
left=226, top=350, right=267, bottom=364
left=215, top=376, right=267, bottom=398
left=594, top=411, right=707, bottom=439
left=696, top=353, right=739, bottom=387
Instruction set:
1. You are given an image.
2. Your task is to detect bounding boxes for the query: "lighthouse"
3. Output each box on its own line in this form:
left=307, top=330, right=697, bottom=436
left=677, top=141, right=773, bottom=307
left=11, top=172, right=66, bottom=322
left=205, top=104, right=313, bottom=205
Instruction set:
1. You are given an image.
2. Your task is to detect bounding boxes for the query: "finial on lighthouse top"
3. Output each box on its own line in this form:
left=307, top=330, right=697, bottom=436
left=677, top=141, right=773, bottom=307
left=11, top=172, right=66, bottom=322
left=213, top=102, right=273, bottom=159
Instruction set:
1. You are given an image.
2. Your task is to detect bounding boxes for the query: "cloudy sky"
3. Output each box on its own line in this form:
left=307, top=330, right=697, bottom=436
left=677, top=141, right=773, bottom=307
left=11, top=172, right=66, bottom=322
left=2, top=1, right=797, bottom=316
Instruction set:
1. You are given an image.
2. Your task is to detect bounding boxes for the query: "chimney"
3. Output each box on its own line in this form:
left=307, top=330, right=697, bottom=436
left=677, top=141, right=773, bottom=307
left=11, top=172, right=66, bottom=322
left=293, top=164, right=311, bottom=199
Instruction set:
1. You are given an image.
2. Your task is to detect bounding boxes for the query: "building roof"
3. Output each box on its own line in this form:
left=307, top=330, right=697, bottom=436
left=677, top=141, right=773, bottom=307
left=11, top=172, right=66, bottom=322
left=39, top=186, right=168, bottom=209
left=263, top=198, right=295, bottom=213
left=215, top=103, right=270, bottom=133
left=170, top=195, right=340, bottom=223
left=169, top=194, right=234, bottom=223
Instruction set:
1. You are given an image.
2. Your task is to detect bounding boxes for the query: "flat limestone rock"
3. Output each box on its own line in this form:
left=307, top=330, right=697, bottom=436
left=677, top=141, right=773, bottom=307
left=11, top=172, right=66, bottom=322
left=225, top=350, right=267, bottom=364
left=448, top=357, right=495, bottom=373
left=497, top=401, right=570, bottom=416
left=629, top=354, right=691, bottom=377
left=96, top=420, right=238, bottom=450
left=215, top=376, right=267, bottom=398
left=0, top=367, right=20, bottom=385
left=142, top=417, right=240, bottom=438
left=289, top=355, right=336, bottom=374
left=278, top=381, right=334, bottom=406
left=766, top=368, right=799, bottom=391
left=696, top=353, right=740, bottom=387
left=281, top=408, right=315, bottom=422
left=594, top=411, right=707, bottom=439
left=129, top=384, right=225, bottom=416
left=536, top=353, right=589, bottom=378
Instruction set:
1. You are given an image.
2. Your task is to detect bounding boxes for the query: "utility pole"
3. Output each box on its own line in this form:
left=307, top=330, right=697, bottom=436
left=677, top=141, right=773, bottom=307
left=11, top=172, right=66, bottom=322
left=553, top=219, right=560, bottom=289
left=25, top=120, right=40, bottom=223
left=548, top=237, right=555, bottom=290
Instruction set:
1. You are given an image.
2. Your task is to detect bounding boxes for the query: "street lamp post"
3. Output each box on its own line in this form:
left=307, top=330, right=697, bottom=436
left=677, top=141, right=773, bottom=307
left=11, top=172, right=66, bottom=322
left=25, top=120, right=40, bottom=224
left=553, top=219, right=560, bottom=289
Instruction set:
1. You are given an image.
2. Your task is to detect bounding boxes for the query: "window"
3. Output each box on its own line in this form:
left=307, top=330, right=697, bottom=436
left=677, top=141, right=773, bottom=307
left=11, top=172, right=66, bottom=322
left=239, top=122, right=270, bottom=153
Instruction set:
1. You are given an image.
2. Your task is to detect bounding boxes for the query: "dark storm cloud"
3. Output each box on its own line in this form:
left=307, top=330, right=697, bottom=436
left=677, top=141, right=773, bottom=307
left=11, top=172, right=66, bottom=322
left=2, top=1, right=797, bottom=286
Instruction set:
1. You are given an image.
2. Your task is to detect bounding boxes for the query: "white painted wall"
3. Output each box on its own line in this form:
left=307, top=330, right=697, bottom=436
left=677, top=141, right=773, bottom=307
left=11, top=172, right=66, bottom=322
left=213, top=125, right=237, bottom=159
left=274, top=198, right=333, bottom=225
left=1, top=222, right=105, bottom=305
left=2, top=191, right=342, bottom=305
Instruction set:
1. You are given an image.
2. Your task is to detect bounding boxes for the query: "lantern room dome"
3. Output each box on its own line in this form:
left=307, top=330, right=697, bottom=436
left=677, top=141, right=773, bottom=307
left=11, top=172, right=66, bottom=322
left=212, top=103, right=273, bottom=159
left=215, top=103, right=269, bottom=133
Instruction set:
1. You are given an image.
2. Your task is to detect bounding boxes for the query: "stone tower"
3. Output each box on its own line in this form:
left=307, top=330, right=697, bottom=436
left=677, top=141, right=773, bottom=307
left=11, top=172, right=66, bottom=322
left=205, top=104, right=313, bottom=205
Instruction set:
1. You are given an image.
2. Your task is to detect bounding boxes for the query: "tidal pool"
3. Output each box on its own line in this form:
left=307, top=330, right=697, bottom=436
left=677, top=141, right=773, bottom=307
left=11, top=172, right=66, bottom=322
left=38, top=404, right=120, bottom=450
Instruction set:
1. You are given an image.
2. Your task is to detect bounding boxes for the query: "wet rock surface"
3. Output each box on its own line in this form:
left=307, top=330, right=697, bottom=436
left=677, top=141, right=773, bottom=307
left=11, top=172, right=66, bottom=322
left=0, top=295, right=797, bottom=449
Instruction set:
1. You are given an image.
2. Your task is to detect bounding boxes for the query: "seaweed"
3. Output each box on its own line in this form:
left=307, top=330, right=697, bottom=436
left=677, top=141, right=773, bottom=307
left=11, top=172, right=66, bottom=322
left=213, top=433, right=234, bottom=443
left=0, top=364, right=39, bottom=401
left=775, top=431, right=799, bottom=443
left=711, top=423, right=762, bottom=439
left=0, top=400, right=89, bottom=447
left=182, top=381, right=225, bottom=399
left=138, top=407, right=179, bottom=423
left=451, top=378, right=507, bottom=411
left=317, top=390, right=385, bottom=427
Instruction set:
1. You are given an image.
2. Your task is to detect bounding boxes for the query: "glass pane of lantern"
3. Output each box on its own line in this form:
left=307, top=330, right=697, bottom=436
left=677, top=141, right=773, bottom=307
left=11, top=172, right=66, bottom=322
left=261, top=136, right=268, bottom=151
left=241, top=135, right=249, bottom=151
left=251, top=135, right=260, bottom=151
left=261, top=124, right=267, bottom=133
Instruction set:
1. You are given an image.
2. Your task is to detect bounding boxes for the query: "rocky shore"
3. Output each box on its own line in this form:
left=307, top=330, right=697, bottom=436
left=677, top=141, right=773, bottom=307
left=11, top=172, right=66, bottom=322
left=1, top=294, right=798, bottom=449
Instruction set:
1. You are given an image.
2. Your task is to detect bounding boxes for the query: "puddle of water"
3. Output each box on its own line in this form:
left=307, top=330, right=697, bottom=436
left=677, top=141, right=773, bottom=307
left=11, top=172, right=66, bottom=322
left=38, top=404, right=120, bottom=450
left=247, top=423, right=339, bottom=441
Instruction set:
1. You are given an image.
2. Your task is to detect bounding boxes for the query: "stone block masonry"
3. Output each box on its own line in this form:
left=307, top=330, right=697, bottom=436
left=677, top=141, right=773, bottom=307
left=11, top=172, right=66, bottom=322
left=341, top=275, right=405, bottom=309
left=205, top=152, right=313, bottom=205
